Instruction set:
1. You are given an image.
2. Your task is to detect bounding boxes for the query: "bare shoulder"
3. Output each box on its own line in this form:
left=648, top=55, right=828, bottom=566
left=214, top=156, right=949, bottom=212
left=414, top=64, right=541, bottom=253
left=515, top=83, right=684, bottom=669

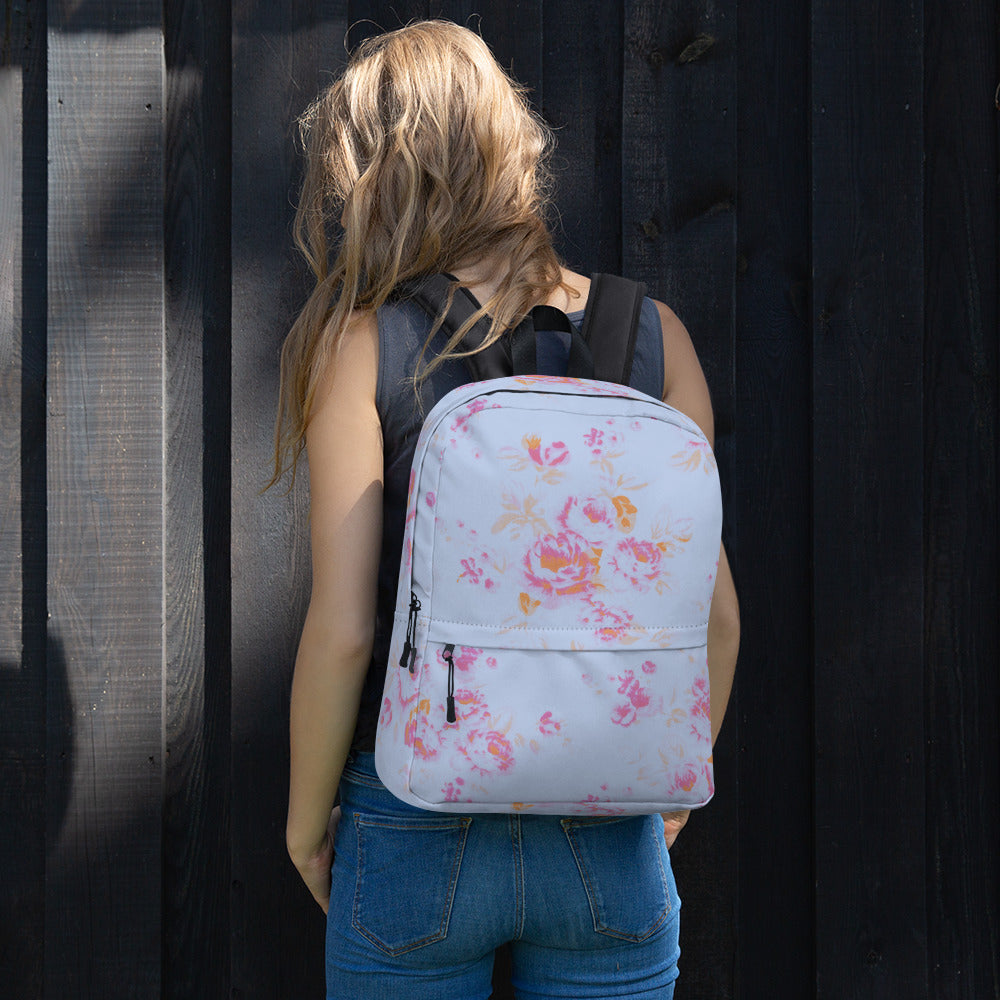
left=650, top=298, right=715, bottom=446
left=311, top=309, right=379, bottom=418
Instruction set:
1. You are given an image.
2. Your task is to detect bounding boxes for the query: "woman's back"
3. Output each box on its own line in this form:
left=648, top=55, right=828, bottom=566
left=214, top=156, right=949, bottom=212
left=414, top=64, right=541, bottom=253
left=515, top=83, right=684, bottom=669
left=277, top=21, right=739, bottom=1000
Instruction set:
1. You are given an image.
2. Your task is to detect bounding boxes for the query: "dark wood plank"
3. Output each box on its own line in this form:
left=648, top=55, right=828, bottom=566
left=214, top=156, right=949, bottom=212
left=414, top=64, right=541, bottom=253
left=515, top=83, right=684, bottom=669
left=162, top=1, right=233, bottom=997
left=541, top=0, right=624, bottom=274
left=44, top=4, right=165, bottom=995
left=230, top=3, right=347, bottom=997
left=622, top=3, right=739, bottom=997
left=810, top=0, right=928, bottom=994
left=923, top=0, right=1000, bottom=995
left=0, top=7, right=47, bottom=998
left=732, top=0, right=815, bottom=993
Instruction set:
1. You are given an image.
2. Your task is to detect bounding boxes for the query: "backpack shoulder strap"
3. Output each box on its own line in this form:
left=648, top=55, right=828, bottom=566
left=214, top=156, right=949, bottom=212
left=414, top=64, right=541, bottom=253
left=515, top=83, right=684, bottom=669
left=396, top=273, right=511, bottom=380
left=579, top=273, right=647, bottom=385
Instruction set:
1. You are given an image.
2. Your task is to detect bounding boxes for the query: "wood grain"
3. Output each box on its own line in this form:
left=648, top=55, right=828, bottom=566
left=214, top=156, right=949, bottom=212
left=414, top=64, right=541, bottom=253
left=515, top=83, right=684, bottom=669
left=0, top=9, right=46, bottom=999
left=1, top=1, right=997, bottom=997
left=162, top=1, right=233, bottom=997
left=230, top=3, right=347, bottom=996
left=923, top=0, right=1000, bottom=995
left=1, top=43, right=23, bottom=662
left=732, top=0, right=815, bottom=992
left=811, top=0, right=928, bottom=994
left=623, top=3, right=739, bottom=997
left=44, top=4, right=165, bottom=995
left=541, top=0, right=624, bottom=275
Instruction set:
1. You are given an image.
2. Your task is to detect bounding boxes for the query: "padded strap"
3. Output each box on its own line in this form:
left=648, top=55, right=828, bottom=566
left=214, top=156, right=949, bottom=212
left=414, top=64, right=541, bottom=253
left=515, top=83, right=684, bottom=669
left=399, top=273, right=510, bottom=380
left=580, top=273, right=646, bottom=385
left=398, top=273, right=618, bottom=382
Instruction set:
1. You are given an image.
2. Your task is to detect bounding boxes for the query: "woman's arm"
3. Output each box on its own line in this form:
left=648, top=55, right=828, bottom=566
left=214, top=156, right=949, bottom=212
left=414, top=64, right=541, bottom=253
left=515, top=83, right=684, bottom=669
left=285, top=311, right=383, bottom=911
left=655, top=299, right=741, bottom=846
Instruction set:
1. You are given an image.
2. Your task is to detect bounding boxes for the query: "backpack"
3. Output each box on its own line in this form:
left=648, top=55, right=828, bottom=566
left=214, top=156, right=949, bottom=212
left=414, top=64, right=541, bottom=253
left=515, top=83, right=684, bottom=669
left=374, top=273, right=722, bottom=815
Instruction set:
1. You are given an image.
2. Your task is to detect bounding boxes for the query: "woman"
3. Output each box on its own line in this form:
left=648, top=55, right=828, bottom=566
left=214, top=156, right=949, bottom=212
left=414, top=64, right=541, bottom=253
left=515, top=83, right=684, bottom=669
left=275, top=20, right=740, bottom=999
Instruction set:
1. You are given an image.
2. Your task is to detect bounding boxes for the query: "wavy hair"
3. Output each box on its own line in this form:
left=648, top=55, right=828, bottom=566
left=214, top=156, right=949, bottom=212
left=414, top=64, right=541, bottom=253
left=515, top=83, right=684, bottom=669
left=270, top=19, right=570, bottom=486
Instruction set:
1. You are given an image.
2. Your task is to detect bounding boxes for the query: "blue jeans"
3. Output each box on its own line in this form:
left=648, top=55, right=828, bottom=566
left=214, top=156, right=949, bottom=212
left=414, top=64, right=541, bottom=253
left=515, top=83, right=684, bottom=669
left=326, top=751, right=681, bottom=999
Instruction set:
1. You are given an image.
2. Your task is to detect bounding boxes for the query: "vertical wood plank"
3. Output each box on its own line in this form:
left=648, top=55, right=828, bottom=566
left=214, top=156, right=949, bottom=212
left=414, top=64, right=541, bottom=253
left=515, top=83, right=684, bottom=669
left=622, top=2, right=738, bottom=997
left=733, top=0, right=815, bottom=992
left=541, top=0, right=624, bottom=275
left=163, top=0, right=233, bottom=997
left=0, top=6, right=46, bottom=997
left=810, top=0, right=927, bottom=995
left=45, top=4, right=165, bottom=995
left=923, top=0, right=1000, bottom=995
left=1, top=12, right=23, bottom=663
left=231, top=3, right=347, bottom=996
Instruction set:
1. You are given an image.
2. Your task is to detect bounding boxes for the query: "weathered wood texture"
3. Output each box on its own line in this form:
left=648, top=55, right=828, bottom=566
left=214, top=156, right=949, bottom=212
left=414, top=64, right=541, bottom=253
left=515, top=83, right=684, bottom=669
left=1, top=8, right=44, bottom=1000
left=163, top=1, right=233, bottom=997
left=230, top=3, right=346, bottom=996
left=811, top=1, right=928, bottom=994
left=0, top=31, right=22, bottom=665
left=922, top=0, right=1000, bottom=994
left=733, top=0, right=814, bottom=992
left=1, top=1, right=997, bottom=998
left=620, top=4, right=739, bottom=997
left=44, top=1, right=165, bottom=996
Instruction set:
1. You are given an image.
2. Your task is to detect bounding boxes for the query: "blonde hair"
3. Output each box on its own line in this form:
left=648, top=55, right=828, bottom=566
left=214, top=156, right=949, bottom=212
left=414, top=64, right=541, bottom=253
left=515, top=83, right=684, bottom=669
left=271, top=19, right=570, bottom=486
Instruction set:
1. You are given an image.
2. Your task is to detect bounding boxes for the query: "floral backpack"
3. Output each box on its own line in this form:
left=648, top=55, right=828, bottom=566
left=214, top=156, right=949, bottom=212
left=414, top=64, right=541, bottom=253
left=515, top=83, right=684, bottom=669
left=374, top=274, right=723, bottom=815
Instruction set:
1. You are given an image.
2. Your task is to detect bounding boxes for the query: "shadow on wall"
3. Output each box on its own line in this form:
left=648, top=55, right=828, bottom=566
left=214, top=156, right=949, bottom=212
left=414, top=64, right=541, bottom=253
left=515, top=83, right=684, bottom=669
left=0, top=636, right=72, bottom=997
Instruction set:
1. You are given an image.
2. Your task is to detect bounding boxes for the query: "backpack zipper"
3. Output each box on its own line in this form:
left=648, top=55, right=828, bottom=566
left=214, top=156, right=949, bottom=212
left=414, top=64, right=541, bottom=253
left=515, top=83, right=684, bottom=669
left=399, top=593, right=420, bottom=673
left=442, top=643, right=457, bottom=723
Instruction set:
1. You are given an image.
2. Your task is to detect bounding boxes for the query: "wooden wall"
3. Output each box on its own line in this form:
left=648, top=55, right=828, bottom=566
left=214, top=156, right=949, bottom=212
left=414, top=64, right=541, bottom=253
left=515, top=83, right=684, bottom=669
left=1, top=1, right=997, bottom=997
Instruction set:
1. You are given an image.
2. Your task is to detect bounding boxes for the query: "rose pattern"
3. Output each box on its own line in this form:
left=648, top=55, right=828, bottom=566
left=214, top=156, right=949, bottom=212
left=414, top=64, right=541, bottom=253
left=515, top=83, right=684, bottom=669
left=608, top=536, right=667, bottom=591
left=557, top=495, right=616, bottom=545
left=523, top=531, right=600, bottom=600
left=378, top=375, right=719, bottom=813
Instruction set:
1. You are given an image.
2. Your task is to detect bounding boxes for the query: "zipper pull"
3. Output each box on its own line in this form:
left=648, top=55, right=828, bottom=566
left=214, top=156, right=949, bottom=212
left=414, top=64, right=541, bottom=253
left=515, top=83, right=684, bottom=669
left=442, top=644, right=457, bottom=723
left=398, top=594, right=421, bottom=672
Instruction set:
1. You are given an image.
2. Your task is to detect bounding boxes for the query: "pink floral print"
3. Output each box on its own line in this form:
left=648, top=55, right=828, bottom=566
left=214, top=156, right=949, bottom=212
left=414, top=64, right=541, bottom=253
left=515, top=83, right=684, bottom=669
left=557, top=495, right=616, bottom=544
left=523, top=531, right=600, bottom=599
left=608, top=536, right=667, bottom=591
left=610, top=668, right=661, bottom=727
left=377, top=374, right=721, bottom=814
left=538, top=711, right=562, bottom=735
left=500, top=434, right=571, bottom=483
left=672, top=439, right=717, bottom=474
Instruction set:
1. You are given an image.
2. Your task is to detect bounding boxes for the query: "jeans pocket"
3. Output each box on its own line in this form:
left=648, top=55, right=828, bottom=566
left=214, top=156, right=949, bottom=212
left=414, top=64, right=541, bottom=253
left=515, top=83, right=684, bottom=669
left=561, top=815, right=672, bottom=942
left=352, top=812, right=472, bottom=956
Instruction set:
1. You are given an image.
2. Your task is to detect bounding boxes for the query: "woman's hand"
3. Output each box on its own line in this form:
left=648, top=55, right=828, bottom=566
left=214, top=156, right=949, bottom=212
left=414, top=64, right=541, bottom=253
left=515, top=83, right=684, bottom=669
left=661, top=809, right=690, bottom=849
left=290, top=805, right=342, bottom=914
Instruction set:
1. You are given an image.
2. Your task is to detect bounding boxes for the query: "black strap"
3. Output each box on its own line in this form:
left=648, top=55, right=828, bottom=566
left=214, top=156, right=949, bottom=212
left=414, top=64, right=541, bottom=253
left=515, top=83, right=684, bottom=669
left=399, top=273, right=510, bottom=380
left=529, top=305, right=594, bottom=378
left=580, top=273, right=646, bottom=384
left=397, top=272, right=641, bottom=384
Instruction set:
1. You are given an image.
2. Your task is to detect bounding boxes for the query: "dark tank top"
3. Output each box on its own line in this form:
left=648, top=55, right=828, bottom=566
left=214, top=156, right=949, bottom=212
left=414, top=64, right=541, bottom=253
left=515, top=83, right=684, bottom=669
left=351, top=290, right=666, bottom=750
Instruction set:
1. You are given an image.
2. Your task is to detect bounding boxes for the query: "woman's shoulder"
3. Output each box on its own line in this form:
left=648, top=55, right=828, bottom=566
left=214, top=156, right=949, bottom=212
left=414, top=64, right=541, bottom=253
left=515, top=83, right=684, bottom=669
left=550, top=267, right=681, bottom=329
left=312, top=308, right=379, bottom=413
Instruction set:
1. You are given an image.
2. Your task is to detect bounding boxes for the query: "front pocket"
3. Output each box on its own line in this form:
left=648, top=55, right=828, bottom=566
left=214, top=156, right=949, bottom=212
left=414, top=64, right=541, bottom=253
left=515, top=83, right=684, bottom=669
left=561, top=815, right=672, bottom=941
left=401, top=640, right=713, bottom=812
left=352, top=813, right=472, bottom=956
